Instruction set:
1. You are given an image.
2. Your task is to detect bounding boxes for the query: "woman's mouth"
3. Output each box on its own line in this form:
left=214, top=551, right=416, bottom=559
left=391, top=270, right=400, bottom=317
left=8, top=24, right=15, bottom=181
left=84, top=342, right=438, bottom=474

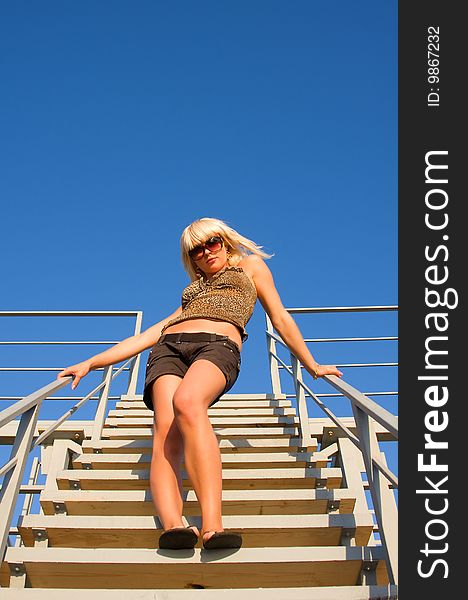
left=206, top=257, right=216, bottom=264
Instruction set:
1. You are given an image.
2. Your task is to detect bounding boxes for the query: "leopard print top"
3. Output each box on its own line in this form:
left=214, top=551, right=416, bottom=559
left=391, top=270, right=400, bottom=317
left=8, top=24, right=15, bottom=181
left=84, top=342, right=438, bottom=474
left=161, top=266, right=257, bottom=341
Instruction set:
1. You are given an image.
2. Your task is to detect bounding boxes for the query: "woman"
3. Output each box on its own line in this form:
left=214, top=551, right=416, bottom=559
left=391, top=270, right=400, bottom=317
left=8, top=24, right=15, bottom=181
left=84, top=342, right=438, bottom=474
left=57, top=217, right=342, bottom=551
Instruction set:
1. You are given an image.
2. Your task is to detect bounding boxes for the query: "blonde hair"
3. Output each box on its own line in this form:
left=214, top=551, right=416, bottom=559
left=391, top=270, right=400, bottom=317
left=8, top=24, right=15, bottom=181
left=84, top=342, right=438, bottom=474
left=181, top=217, right=273, bottom=281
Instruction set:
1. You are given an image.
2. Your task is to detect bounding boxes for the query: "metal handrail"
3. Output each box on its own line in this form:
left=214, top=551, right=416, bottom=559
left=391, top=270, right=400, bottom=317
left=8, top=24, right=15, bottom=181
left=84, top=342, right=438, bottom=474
left=286, top=305, right=398, bottom=313
left=0, top=367, right=132, bottom=372
left=323, top=375, right=398, bottom=440
left=0, top=360, right=138, bottom=560
left=0, top=310, right=143, bottom=564
left=279, top=362, right=398, bottom=369
left=267, top=330, right=398, bottom=439
left=284, top=391, right=398, bottom=398
left=0, top=341, right=122, bottom=345
left=268, top=347, right=361, bottom=446
left=302, top=336, right=398, bottom=342
left=0, top=311, right=140, bottom=316
left=0, top=396, right=122, bottom=400
left=0, top=396, right=122, bottom=401
left=265, top=305, right=398, bottom=585
left=0, top=310, right=143, bottom=398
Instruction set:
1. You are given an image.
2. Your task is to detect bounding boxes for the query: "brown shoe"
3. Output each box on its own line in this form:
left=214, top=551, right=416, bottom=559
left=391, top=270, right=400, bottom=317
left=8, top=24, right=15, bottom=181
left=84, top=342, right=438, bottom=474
left=202, top=530, right=243, bottom=549
left=159, top=526, right=199, bottom=549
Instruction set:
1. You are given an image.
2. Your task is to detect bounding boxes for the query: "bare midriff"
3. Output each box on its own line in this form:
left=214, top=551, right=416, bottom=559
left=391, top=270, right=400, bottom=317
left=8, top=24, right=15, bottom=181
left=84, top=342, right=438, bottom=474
left=162, top=318, right=243, bottom=351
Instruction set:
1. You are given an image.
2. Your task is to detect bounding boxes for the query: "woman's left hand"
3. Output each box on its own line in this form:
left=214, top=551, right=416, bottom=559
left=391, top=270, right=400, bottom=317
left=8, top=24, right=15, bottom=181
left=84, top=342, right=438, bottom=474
left=309, top=364, right=343, bottom=379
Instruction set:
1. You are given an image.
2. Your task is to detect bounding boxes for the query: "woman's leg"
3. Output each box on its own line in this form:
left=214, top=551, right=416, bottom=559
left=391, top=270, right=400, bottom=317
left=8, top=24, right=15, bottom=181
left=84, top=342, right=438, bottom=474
left=149, top=374, right=199, bottom=535
left=171, top=359, right=227, bottom=544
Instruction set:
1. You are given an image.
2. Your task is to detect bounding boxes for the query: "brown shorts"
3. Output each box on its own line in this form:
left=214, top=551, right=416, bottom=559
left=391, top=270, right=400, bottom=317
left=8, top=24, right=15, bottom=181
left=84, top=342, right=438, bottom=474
left=142, top=332, right=241, bottom=411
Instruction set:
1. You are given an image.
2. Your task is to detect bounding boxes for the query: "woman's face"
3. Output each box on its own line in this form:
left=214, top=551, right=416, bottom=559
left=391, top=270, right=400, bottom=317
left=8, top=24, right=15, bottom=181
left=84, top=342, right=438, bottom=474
left=190, top=235, right=228, bottom=277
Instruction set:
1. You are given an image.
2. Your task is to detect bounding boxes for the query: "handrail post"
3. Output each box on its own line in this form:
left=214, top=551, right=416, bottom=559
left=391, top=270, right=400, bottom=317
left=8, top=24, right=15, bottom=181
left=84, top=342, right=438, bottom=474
left=265, top=313, right=282, bottom=395
left=290, top=353, right=313, bottom=449
left=91, top=365, right=113, bottom=442
left=15, top=457, right=40, bottom=547
left=351, top=403, right=398, bottom=584
left=0, top=404, right=41, bottom=563
left=126, top=311, right=143, bottom=398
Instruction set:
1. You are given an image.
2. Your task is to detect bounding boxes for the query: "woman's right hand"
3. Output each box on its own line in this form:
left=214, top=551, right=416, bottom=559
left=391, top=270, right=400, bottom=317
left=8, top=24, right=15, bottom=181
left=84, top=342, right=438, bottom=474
left=56, top=360, right=92, bottom=390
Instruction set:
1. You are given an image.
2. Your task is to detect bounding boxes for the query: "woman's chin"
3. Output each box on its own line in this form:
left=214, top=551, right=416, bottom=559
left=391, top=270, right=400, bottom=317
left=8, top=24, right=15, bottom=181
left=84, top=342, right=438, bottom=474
left=206, top=258, right=221, bottom=270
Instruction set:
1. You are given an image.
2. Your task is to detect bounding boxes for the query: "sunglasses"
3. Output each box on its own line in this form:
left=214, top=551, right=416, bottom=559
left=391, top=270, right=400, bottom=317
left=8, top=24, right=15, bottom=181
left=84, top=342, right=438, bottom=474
left=188, top=236, right=224, bottom=260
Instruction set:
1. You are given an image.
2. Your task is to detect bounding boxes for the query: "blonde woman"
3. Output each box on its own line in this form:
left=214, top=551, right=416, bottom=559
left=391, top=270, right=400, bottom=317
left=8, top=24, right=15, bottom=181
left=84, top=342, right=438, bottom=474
left=57, top=217, right=342, bottom=550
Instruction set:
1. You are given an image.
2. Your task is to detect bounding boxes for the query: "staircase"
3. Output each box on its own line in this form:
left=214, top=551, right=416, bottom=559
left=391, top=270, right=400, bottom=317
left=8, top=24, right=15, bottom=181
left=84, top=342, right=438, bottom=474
left=0, top=391, right=397, bottom=598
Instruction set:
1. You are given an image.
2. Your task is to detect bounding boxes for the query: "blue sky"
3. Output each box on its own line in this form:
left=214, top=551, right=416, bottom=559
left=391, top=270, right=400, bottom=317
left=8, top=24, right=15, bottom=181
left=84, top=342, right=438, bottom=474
left=1, top=1, right=397, bottom=506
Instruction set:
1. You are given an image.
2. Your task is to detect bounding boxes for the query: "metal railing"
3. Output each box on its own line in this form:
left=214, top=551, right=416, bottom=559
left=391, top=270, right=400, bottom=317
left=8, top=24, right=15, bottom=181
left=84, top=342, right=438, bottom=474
left=265, top=305, right=398, bottom=585
left=0, top=310, right=142, bottom=564
left=0, top=307, right=398, bottom=587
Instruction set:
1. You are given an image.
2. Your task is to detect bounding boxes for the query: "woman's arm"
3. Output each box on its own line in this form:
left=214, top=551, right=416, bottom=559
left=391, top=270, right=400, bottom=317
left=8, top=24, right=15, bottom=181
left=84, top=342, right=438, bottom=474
left=248, top=255, right=342, bottom=379
left=57, top=305, right=183, bottom=389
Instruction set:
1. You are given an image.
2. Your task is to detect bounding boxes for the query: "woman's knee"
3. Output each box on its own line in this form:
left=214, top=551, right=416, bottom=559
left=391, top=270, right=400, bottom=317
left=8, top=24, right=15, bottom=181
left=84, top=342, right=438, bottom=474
left=172, top=388, right=204, bottom=421
left=152, top=419, right=183, bottom=454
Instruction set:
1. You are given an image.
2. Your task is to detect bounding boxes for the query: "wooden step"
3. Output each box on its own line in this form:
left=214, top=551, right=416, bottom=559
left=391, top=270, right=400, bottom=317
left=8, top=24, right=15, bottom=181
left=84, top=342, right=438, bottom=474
left=122, top=393, right=288, bottom=403
left=0, top=416, right=392, bottom=445
left=0, top=586, right=399, bottom=599
left=56, top=467, right=342, bottom=491
left=81, top=437, right=318, bottom=454
left=72, top=451, right=330, bottom=470
left=17, top=513, right=375, bottom=548
left=111, top=407, right=298, bottom=417
left=100, top=427, right=302, bottom=440
left=103, top=416, right=300, bottom=428
left=40, top=488, right=356, bottom=516
left=117, top=400, right=294, bottom=410
left=0, top=545, right=388, bottom=589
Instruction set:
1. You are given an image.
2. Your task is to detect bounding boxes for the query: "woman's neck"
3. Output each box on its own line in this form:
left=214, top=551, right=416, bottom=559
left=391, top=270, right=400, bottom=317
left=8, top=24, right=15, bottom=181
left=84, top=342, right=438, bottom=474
left=202, top=262, right=229, bottom=280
